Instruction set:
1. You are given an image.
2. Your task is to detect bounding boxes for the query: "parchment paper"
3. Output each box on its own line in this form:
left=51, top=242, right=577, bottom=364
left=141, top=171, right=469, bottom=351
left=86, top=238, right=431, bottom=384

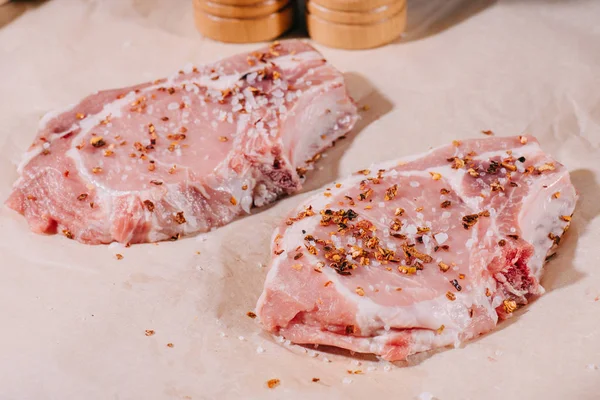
left=0, top=1, right=599, bottom=399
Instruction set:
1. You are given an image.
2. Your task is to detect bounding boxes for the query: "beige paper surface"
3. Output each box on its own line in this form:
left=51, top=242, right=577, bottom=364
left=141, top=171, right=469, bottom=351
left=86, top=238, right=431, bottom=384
left=0, top=1, right=599, bottom=399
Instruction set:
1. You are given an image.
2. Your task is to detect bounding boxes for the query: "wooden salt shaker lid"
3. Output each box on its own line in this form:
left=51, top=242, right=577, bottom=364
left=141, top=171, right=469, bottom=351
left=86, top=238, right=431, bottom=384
left=193, top=0, right=293, bottom=43
left=310, top=0, right=397, bottom=12
left=195, top=0, right=289, bottom=19
left=306, top=0, right=407, bottom=50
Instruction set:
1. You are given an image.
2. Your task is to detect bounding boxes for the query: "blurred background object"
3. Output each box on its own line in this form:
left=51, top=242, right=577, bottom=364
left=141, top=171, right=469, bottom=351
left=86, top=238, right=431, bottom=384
left=306, top=0, right=407, bottom=49
left=192, top=0, right=294, bottom=43
left=0, top=0, right=45, bottom=28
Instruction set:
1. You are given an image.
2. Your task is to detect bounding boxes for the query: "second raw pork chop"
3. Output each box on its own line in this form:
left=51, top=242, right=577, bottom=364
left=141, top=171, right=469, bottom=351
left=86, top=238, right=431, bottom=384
left=6, top=40, right=358, bottom=244
left=257, top=136, right=577, bottom=361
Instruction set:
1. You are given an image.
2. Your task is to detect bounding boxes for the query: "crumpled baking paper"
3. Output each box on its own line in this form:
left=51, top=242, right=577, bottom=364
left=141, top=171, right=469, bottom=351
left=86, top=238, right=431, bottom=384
left=0, top=1, right=599, bottom=399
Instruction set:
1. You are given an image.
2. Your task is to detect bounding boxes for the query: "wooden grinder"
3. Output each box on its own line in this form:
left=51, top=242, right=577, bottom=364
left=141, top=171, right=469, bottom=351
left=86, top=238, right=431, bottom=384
left=193, top=0, right=294, bottom=43
left=306, top=0, right=407, bottom=50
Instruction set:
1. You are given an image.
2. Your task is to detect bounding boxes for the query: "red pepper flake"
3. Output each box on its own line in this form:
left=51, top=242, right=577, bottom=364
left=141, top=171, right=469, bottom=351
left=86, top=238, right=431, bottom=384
left=384, top=184, right=398, bottom=201
left=503, top=299, right=517, bottom=313
left=429, top=172, right=442, bottom=180
left=312, top=378, right=320, bottom=383
left=324, top=281, right=333, bottom=287
left=77, top=193, right=88, bottom=201
left=538, top=163, right=555, bottom=172
left=462, top=214, right=479, bottom=229
left=274, top=249, right=284, bottom=256
left=174, top=212, right=186, bottom=224
left=402, top=243, right=433, bottom=263
left=76, top=113, right=86, bottom=120
left=230, top=196, right=238, bottom=206
left=167, top=133, right=187, bottom=141
left=142, top=200, right=154, bottom=212
left=166, top=343, right=174, bottom=348
left=355, top=287, right=365, bottom=296
left=150, top=180, right=163, bottom=185
left=501, top=161, right=517, bottom=172
left=449, top=157, right=465, bottom=169
left=417, top=226, right=431, bottom=234
left=467, top=168, right=480, bottom=177
left=357, top=169, right=371, bottom=176
left=358, top=188, right=373, bottom=201
left=446, top=291, right=456, bottom=301
left=519, top=136, right=528, bottom=144
left=553, top=192, right=561, bottom=199
left=394, top=207, right=404, bottom=216
left=266, top=379, right=280, bottom=389
left=62, top=229, right=74, bottom=239
left=560, top=215, right=572, bottom=222
left=92, top=167, right=103, bottom=174
left=452, top=140, right=462, bottom=147
left=459, top=273, right=466, bottom=279
left=498, top=239, right=506, bottom=247
left=145, top=330, right=155, bottom=336
left=246, top=311, right=257, bottom=319
left=90, top=136, right=106, bottom=148
left=436, top=325, right=445, bottom=335
left=451, top=279, right=462, bottom=291
left=490, top=181, right=504, bottom=192
left=293, top=252, right=304, bottom=260
left=441, top=200, right=452, bottom=208
left=116, top=254, right=124, bottom=260
left=482, top=130, right=494, bottom=136
left=438, top=262, right=450, bottom=272
left=218, top=136, right=228, bottom=142
left=147, top=163, right=156, bottom=172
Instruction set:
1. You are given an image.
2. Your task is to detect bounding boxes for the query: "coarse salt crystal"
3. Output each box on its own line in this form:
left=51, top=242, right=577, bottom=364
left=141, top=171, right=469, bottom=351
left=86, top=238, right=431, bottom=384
left=167, top=102, right=179, bottom=110
left=238, top=336, right=245, bottom=341
left=342, top=378, right=353, bottom=384
left=410, top=181, right=420, bottom=187
left=256, top=346, right=265, bottom=354
left=434, top=232, right=448, bottom=244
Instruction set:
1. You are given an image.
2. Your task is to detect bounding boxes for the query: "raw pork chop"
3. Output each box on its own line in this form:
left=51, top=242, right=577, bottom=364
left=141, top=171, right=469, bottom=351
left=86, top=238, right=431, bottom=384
left=6, top=40, right=358, bottom=244
left=257, top=136, right=577, bottom=361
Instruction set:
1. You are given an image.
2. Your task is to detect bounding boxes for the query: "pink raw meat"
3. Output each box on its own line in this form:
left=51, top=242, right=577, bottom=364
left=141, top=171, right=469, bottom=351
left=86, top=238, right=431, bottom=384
left=256, top=135, right=577, bottom=361
left=6, top=40, right=358, bottom=244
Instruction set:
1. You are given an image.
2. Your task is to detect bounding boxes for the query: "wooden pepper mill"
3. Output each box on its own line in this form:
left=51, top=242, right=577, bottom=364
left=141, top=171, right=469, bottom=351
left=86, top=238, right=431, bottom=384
left=306, top=0, right=407, bottom=49
left=193, top=0, right=294, bottom=43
